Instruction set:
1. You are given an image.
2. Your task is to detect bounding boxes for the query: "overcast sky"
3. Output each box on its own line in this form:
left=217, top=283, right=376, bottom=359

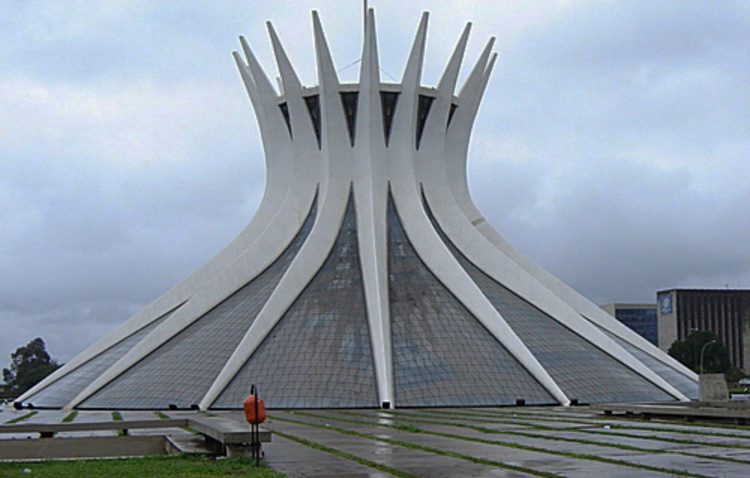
left=1, top=0, right=748, bottom=365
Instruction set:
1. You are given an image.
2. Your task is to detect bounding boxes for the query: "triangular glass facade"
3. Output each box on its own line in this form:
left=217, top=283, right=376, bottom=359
left=213, top=194, right=378, bottom=408
left=388, top=196, right=556, bottom=406
left=80, top=200, right=317, bottom=409
left=425, top=200, right=674, bottom=403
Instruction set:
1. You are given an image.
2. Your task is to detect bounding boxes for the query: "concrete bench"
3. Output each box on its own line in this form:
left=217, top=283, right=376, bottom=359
left=0, top=413, right=271, bottom=459
left=590, top=402, right=750, bottom=425
left=187, top=415, right=271, bottom=457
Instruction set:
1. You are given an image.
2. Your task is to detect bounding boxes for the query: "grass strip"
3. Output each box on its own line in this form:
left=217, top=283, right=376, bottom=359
left=370, top=409, right=532, bottom=427
left=147, top=410, right=197, bottom=433
left=284, top=411, right=711, bottom=478
left=266, top=427, right=419, bottom=478
left=0, top=453, right=285, bottom=477
left=148, top=410, right=194, bottom=433
left=111, top=411, right=127, bottom=436
left=390, top=408, right=750, bottom=446
left=61, top=411, right=78, bottom=423
left=342, top=411, right=750, bottom=466
left=453, top=407, right=750, bottom=435
left=272, top=414, right=603, bottom=478
left=446, top=407, right=596, bottom=423
left=577, top=427, right=750, bottom=450
left=389, top=408, right=598, bottom=432
left=612, top=417, right=750, bottom=432
left=398, top=408, right=619, bottom=429
left=341, top=410, right=667, bottom=454
left=418, top=408, right=594, bottom=424
left=5, top=411, right=38, bottom=424
left=677, top=450, right=750, bottom=465
left=455, top=422, right=750, bottom=465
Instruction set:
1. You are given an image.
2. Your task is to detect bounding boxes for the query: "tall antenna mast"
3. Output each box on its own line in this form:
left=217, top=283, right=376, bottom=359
left=363, top=0, right=368, bottom=40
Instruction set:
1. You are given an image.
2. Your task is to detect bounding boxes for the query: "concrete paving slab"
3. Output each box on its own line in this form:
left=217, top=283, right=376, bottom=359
left=398, top=410, right=750, bottom=467
left=622, top=450, right=750, bottom=477
left=269, top=412, right=662, bottom=478
left=264, top=432, right=392, bottom=478
left=271, top=408, right=750, bottom=477
left=72, top=411, right=114, bottom=423
left=516, top=428, right=691, bottom=452
left=594, top=427, right=750, bottom=447
left=393, top=409, right=750, bottom=448
left=2, top=410, right=68, bottom=425
left=317, top=412, right=645, bottom=457
left=407, top=408, right=589, bottom=424
left=389, top=411, right=602, bottom=431
left=3, top=407, right=750, bottom=477
left=677, top=446, right=750, bottom=461
left=378, top=427, right=660, bottom=478
left=268, top=418, right=499, bottom=477
left=454, top=408, right=595, bottom=421
left=119, top=410, right=165, bottom=420
left=410, top=422, right=643, bottom=457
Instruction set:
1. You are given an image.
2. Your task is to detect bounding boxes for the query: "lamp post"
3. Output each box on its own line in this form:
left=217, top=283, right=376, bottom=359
left=700, top=340, right=717, bottom=375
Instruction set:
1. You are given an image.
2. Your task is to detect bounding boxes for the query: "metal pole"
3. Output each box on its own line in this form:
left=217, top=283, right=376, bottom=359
left=700, top=340, right=717, bottom=374
left=364, top=0, right=368, bottom=35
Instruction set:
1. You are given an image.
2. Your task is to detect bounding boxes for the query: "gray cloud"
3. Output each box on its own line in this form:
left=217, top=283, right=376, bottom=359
left=470, top=0, right=750, bottom=305
left=1, top=0, right=748, bottom=365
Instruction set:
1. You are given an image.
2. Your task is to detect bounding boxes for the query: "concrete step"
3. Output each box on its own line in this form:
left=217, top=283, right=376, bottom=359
left=165, top=435, right=216, bottom=455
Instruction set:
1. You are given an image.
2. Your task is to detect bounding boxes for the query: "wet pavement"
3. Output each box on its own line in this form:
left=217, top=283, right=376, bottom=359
left=260, top=407, right=750, bottom=477
left=3, top=406, right=750, bottom=477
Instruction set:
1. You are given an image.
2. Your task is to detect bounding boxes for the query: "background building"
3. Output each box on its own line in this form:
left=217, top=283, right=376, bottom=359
left=658, top=289, right=750, bottom=371
left=601, top=304, right=658, bottom=346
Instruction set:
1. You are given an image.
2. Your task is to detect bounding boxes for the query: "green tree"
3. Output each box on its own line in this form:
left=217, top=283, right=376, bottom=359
left=2, top=337, right=61, bottom=394
left=668, top=330, right=731, bottom=374
left=725, top=367, right=746, bottom=384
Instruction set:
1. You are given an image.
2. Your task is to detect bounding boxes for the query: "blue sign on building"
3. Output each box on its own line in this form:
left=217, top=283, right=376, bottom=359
left=660, top=294, right=673, bottom=315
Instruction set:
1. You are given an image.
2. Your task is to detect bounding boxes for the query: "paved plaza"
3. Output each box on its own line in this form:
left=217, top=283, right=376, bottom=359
left=261, top=406, right=750, bottom=477
left=3, top=405, right=750, bottom=477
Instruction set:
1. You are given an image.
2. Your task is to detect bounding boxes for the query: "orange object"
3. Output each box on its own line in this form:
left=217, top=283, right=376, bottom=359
left=243, top=394, right=267, bottom=424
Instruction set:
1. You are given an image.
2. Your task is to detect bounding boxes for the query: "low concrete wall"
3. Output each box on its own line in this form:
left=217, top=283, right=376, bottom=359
left=700, top=373, right=729, bottom=402
left=0, top=435, right=166, bottom=461
left=0, top=412, right=272, bottom=461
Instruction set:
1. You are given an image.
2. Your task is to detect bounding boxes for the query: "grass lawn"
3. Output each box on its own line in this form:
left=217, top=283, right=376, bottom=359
left=0, top=454, right=285, bottom=478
